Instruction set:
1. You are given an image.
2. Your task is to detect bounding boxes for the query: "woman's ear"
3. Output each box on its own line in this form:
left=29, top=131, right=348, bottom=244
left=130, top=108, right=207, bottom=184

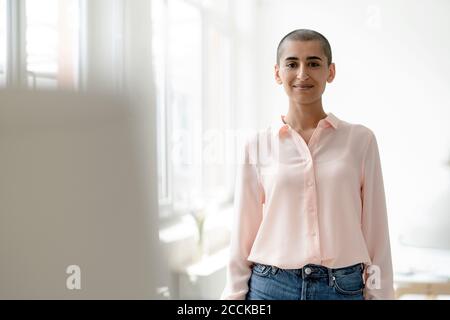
left=327, top=63, right=336, bottom=83
left=274, top=64, right=283, bottom=85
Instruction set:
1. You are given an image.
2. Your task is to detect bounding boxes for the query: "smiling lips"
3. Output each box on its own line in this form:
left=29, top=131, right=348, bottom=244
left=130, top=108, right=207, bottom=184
left=293, top=84, right=314, bottom=89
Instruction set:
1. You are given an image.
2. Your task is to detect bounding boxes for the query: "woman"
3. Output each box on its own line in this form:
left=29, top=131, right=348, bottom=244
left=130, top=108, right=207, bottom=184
left=221, top=29, right=394, bottom=300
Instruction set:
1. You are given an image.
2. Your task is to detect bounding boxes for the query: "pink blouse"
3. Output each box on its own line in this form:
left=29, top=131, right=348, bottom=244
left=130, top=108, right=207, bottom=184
left=221, top=113, right=394, bottom=300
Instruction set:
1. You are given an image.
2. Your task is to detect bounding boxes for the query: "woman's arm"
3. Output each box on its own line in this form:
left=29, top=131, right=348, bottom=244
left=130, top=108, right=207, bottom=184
left=221, top=138, right=265, bottom=300
left=360, top=131, right=395, bottom=300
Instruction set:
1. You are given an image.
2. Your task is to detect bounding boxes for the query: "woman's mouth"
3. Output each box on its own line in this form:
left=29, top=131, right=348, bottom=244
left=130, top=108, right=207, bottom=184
left=293, top=84, right=314, bottom=91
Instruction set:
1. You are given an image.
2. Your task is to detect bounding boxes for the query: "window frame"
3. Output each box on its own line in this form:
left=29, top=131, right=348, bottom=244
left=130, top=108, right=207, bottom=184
left=4, top=0, right=81, bottom=89
left=154, top=0, right=236, bottom=227
left=5, top=0, right=26, bottom=87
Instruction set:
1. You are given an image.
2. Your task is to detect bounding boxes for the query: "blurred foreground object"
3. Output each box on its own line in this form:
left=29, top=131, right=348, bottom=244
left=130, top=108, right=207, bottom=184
left=0, top=89, right=167, bottom=299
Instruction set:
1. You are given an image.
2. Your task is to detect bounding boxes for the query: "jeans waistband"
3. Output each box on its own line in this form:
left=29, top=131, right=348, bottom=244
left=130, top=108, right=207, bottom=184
left=257, top=262, right=364, bottom=278
left=292, top=263, right=364, bottom=278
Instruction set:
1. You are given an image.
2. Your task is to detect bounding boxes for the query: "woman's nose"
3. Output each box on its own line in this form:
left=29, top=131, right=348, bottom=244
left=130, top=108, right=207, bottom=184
left=297, top=65, right=310, bottom=80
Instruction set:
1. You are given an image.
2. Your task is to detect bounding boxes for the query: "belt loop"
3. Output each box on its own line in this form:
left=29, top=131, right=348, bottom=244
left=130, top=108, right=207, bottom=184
left=271, top=266, right=278, bottom=275
left=361, top=263, right=366, bottom=285
left=328, top=267, right=334, bottom=287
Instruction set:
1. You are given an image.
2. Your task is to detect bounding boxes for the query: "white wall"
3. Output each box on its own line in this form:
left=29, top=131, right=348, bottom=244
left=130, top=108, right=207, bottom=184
left=231, top=0, right=261, bottom=132
left=254, top=0, right=450, bottom=247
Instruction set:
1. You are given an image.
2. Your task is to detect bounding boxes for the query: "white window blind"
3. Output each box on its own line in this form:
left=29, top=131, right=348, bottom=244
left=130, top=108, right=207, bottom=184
left=25, top=0, right=79, bottom=89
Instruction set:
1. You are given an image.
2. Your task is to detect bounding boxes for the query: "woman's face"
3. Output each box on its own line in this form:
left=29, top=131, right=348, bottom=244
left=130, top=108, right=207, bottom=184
left=275, top=40, right=335, bottom=105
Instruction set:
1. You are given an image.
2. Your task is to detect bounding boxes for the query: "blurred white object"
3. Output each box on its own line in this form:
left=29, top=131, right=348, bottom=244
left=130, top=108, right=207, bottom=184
left=0, top=89, right=167, bottom=299
left=398, top=163, right=450, bottom=251
left=393, top=245, right=450, bottom=299
left=393, top=161, right=450, bottom=299
left=176, top=247, right=228, bottom=299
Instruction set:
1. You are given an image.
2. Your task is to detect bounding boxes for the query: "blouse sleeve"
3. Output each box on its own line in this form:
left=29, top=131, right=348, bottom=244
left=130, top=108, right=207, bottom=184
left=220, top=137, right=265, bottom=300
left=360, top=131, right=395, bottom=300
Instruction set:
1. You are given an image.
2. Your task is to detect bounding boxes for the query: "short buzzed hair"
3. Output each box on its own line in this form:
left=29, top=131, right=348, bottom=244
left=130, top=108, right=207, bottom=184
left=276, top=29, right=332, bottom=66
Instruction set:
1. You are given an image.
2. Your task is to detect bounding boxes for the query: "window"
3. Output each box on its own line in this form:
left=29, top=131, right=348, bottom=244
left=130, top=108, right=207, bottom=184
left=25, top=0, right=79, bottom=89
left=152, top=0, right=170, bottom=205
left=152, top=0, right=234, bottom=221
left=0, top=0, right=6, bottom=87
left=1, top=0, right=79, bottom=89
left=166, top=0, right=203, bottom=215
left=201, top=7, right=234, bottom=205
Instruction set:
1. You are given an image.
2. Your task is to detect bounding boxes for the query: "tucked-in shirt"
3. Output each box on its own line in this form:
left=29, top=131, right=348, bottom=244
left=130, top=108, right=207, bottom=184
left=221, top=112, right=394, bottom=300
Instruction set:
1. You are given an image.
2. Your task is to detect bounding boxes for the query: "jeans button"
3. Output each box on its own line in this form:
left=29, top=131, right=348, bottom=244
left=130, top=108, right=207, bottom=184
left=304, top=267, right=312, bottom=275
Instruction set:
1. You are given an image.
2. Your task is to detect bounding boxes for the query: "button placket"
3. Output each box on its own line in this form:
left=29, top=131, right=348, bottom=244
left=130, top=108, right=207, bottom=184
left=307, top=127, right=320, bottom=148
left=284, top=118, right=325, bottom=266
left=290, top=128, right=311, bottom=162
left=308, top=168, right=321, bottom=261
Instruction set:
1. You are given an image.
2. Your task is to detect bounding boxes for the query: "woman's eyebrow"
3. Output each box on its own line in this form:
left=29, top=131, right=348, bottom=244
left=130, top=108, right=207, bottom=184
left=284, top=56, right=322, bottom=61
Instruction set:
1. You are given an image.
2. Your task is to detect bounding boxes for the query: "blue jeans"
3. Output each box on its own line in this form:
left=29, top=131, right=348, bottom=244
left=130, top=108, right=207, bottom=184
left=245, top=262, right=365, bottom=300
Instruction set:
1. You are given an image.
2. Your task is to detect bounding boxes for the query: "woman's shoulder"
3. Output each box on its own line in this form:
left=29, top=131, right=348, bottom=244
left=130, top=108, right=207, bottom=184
left=339, top=118, right=377, bottom=140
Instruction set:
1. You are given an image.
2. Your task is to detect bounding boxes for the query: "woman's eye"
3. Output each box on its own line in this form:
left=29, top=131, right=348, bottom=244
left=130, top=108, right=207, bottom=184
left=286, top=63, right=296, bottom=69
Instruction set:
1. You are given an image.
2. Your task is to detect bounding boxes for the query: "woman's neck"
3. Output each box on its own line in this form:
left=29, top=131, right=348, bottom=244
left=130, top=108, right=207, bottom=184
left=284, top=100, right=327, bottom=131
